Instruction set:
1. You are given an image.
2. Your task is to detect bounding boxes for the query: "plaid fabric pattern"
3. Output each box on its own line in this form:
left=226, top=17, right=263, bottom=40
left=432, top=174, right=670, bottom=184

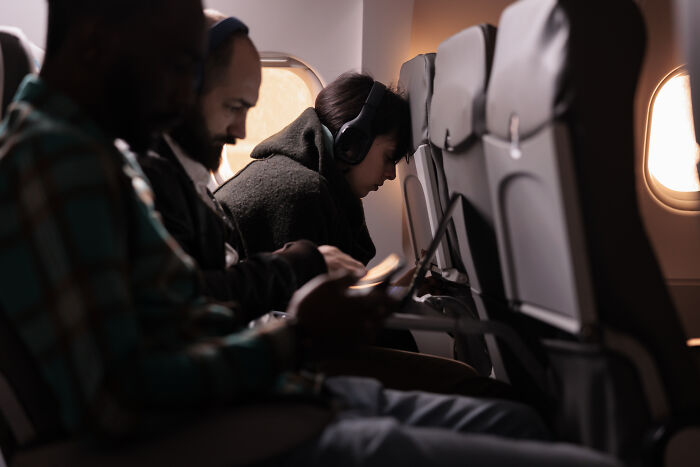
left=0, top=76, right=298, bottom=436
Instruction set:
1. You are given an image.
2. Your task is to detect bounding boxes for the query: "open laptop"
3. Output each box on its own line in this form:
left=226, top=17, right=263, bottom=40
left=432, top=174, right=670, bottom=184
left=353, top=193, right=460, bottom=304
left=271, top=193, right=460, bottom=321
left=399, top=192, right=460, bottom=304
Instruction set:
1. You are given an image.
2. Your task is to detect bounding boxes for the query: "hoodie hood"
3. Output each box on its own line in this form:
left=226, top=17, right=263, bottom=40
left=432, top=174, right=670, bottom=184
left=250, top=107, right=338, bottom=181
left=236, top=107, right=375, bottom=264
left=249, top=107, right=365, bottom=228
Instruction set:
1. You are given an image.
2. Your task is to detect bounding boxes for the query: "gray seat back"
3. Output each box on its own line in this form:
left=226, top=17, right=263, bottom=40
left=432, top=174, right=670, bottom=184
left=397, top=54, right=453, bottom=270
left=675, top=0, right=700, bottom=181
left=429, top=24, right=499, bottom=298
left=482, top=1, right=593, bottom=334
left=483, top=0, right=700, bottom=451
left=426, top=25, right=515, bottom=382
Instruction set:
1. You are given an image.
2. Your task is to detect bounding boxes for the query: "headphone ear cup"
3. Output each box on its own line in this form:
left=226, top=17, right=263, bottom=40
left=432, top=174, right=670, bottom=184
left=332, top=81, right=386, bottom=165
left=334, top=124, right=373, bottom=165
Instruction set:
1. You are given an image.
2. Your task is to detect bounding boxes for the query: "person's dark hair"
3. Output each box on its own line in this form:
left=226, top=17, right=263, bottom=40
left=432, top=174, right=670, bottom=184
left=315, top=72, right=411, bottom=164
left=201, top=11, right=250, bottom=94
left=45, top=0, right=169, bottom=59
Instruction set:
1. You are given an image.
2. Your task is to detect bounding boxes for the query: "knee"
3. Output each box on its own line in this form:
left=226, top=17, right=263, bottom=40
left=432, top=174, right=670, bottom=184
left=477, top=400, right=551, bottom=440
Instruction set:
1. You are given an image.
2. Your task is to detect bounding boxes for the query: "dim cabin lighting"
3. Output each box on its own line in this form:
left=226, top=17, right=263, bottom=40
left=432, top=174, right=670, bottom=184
left=647, top=72, right=700, bottom=194
left=215, top=67, right=316, bottom=182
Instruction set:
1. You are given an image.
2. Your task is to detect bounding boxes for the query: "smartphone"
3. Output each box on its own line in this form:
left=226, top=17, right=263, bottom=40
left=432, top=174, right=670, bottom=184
left=350, top=253, right=405, bottom=290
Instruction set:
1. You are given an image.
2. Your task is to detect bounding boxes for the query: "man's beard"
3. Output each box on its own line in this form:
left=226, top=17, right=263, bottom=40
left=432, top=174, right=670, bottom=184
left=169, top=108, right=226, bottom=172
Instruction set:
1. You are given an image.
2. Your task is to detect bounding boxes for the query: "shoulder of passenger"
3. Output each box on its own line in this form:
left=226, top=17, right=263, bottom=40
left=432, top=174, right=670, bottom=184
left=3, top=122, right=124, bottom=183
left=137, top=151, right=181, bottom=178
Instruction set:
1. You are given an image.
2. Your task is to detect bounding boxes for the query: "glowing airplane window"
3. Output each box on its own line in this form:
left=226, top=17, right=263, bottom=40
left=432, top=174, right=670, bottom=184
left=214, top=65, right=319, bottom=184
left=647, top=71, right=700, bottom=195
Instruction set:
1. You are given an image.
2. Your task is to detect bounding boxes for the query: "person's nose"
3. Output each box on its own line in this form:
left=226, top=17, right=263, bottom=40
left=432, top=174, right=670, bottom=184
left=228, top=113, right=248, bottom=140
left=385, top=163, right=397, bottom=181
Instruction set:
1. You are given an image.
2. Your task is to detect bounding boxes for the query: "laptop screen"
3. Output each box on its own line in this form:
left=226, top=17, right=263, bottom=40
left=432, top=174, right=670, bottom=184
left=404, top=193, right=460, bottom=301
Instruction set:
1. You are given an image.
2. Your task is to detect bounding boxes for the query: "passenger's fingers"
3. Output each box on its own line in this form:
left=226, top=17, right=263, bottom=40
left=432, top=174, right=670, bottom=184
left=335, top=256, right=366, bottom=277
left=321, top=270, right=360, bottom=290
left=318, top=245, right=366, bottom=277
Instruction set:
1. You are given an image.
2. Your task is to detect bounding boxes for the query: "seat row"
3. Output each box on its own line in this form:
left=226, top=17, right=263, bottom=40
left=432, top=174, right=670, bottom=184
left=395, top=0, right=700, bottom=464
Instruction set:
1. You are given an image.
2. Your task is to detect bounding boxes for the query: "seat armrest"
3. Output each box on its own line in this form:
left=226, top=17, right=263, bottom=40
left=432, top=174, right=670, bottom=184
left=385, top=312, right=549, bottom=392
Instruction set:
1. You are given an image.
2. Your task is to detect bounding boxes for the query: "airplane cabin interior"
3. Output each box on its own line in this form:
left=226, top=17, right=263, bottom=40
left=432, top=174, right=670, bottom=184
left=0, top=0, right=699, bottom=466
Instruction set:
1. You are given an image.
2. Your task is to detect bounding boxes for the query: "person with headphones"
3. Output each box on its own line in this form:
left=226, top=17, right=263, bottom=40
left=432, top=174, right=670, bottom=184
left=215, top=72, right=411, bottom=267
left=215, top=73, right=415, bottom=351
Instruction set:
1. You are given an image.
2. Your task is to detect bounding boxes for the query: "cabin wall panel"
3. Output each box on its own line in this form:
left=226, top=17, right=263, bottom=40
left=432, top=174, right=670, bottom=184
left=204, top=0, right=364, bottom=85
left=409, top=0, right=514, bottom=57
left=360, top=0, right=415, bottom=268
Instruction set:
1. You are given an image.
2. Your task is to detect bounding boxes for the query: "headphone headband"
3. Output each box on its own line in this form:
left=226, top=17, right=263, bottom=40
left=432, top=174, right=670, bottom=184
left=196, top=17, right=249, bottom=93
left=208, top=17, right=249, bottom=54
left=333, top=81, right=387, bottom=165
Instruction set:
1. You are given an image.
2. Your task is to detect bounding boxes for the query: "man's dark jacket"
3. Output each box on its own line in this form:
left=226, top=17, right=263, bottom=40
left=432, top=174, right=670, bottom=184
left=214, top=108, right=376, bottom=265
left=138, top=137, right=326, bottom=322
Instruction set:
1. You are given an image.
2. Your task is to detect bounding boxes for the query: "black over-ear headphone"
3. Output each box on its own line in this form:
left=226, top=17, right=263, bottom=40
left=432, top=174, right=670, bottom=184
left=333, top=81, right=386, bottom=165
left=196, top=17, right=249, bottom=93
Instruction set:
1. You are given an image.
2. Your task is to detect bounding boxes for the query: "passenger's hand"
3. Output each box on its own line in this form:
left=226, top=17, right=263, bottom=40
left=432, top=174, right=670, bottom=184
left=318, top=245, right=366, bottom=278
left=287, top=272, right=398, bottom=359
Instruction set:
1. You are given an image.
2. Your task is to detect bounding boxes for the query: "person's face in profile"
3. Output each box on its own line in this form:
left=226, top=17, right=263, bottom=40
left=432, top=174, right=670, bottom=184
left=198, top=36, right=261, bottom=169
left=344, top=133, right=399, bottom=198
left=102, top=0, right=206, bottom=151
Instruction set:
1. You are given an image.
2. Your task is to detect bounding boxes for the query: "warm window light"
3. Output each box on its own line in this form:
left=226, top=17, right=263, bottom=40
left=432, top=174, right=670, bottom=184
left=215, top=67, right=316, bottom=183
left=688, top=338, right=700, bottom=347
left=647, top=72, right=700, bottom=193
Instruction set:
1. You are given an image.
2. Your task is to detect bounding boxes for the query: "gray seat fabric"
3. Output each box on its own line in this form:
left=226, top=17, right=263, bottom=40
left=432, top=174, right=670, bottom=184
left=482, top=0, right=700, bottom=461
left=426, top=24, right=516, bottom=382
left=429, top=24, right=500, bottom=299
left=675, top=0, right=700, bottom=146
left=483, top=0, right=592, bottom=334
left=675, top=0, right=700, bottom=183
left=397, top=54, right=453, bottom=270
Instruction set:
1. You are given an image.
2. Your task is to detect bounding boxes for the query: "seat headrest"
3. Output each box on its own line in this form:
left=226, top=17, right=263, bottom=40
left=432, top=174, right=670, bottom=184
left=398, top=54, right=435, bottom=152
left=0, top=27, right=42, bottom=120
left=486, top=0, right=644, bottom=143
left=429, top=24, right=496, bottom=151
left=485, top=0, right=570, bottom=141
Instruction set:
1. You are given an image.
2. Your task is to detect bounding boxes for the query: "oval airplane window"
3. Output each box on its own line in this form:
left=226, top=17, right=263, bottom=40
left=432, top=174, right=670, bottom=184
left=644, top=67, right=700, bottom=211
left=212, top=55, right=323, bottom=186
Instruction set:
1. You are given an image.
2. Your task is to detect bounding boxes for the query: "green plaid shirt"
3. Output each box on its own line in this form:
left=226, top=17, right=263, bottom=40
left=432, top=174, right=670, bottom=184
left=0, top=76, right=299, bottom=436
